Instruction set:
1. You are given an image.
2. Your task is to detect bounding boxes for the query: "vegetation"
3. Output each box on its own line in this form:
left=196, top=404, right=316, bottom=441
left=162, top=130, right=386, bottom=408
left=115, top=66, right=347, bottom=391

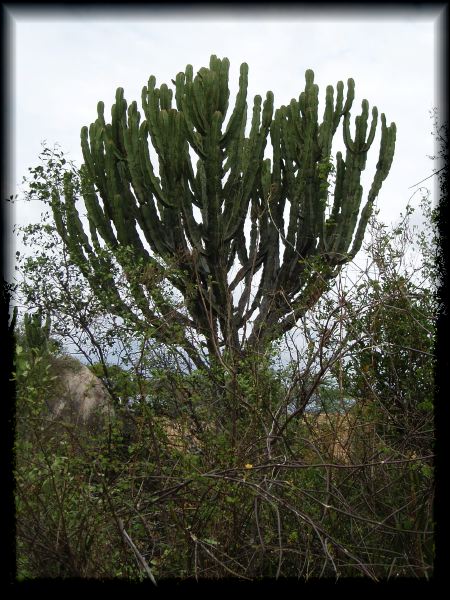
left=10, top=57, right=437, bottom=582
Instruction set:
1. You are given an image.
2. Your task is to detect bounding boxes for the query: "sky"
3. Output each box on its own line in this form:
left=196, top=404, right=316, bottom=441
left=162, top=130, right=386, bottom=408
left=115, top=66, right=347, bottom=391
left=5, top=4, right=446, bottom=286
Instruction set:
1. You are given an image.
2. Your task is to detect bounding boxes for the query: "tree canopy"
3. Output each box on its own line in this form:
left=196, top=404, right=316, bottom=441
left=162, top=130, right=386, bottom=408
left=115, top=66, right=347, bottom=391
left=48, top=55, right=396, bottom=368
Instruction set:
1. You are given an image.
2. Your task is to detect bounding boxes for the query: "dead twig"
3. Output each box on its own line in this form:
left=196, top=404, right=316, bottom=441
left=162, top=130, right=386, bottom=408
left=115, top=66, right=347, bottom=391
left=117, top=518, right=157, bottom=586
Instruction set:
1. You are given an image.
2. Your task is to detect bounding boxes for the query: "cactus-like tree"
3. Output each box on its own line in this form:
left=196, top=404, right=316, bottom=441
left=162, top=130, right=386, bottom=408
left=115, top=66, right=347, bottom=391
left=51, top=55, right=395, bottom=367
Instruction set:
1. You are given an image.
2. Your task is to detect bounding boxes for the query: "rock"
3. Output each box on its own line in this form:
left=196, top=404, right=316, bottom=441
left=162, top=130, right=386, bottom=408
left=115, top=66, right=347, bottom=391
left=46, top=356, right=115, bottom=431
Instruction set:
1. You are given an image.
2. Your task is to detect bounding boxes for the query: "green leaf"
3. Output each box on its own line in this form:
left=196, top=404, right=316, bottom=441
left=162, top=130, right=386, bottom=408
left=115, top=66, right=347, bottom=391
left=204, top=538, right=220, bottom=546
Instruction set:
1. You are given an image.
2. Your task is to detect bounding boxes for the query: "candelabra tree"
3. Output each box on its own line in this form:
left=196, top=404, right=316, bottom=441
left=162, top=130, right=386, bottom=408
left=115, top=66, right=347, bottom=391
left=51, top=55, right=396, bottom=369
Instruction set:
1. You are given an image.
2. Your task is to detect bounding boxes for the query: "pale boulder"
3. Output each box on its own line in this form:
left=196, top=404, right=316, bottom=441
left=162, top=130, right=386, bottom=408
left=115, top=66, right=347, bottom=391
left=47, top=356, right=114, bottom=430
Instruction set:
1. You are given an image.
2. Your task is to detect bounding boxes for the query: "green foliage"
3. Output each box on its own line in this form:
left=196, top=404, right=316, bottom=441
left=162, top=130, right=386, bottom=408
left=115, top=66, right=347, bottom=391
left=13, top=311, right=434, bottom=580
left=14, top=333, right=142, bottom=578
left=341, top=199, right=435, bottom=452
left=13, top=189, right=435, bottom=579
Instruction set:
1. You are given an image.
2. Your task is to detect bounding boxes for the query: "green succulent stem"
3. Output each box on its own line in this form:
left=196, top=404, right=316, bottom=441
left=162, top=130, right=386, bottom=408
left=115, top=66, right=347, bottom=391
left=55, top=56, right=395, bottom=365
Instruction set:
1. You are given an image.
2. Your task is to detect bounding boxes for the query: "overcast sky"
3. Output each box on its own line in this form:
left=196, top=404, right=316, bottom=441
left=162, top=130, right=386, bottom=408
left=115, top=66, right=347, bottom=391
left=5, top=4, right=446, bottom=283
